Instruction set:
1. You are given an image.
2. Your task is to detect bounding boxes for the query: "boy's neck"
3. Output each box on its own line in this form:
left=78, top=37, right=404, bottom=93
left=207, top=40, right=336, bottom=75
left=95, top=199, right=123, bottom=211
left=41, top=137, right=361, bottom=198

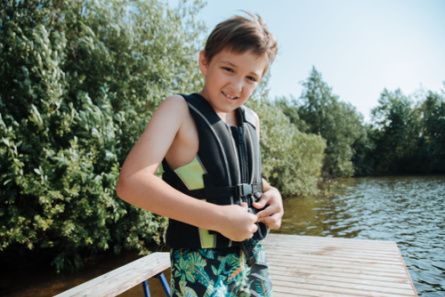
left=217, top=111, right=238, bottom=127
left=198, top=92, right=239, bottom=126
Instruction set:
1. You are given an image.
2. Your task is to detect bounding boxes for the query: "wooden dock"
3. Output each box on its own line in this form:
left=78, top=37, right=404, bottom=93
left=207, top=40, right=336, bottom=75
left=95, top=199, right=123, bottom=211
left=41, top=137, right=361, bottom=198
left=56, top=234, right=418, bottom=296
left=263, top=233, right=418, bottom=297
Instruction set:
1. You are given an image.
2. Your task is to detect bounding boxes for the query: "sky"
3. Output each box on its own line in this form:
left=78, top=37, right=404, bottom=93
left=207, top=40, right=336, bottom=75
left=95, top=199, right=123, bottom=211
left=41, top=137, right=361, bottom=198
left=180, top=0, right=445, bottom=121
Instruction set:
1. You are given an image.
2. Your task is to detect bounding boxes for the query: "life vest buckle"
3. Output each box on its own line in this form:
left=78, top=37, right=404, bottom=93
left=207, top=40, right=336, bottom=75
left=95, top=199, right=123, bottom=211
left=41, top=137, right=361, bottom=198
left=235, top=183, right=254, bottom=198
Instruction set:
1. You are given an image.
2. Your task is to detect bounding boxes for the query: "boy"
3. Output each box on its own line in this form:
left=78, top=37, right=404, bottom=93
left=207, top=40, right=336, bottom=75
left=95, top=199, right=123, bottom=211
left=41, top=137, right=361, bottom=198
left=116, top=13, right=283, bottom=296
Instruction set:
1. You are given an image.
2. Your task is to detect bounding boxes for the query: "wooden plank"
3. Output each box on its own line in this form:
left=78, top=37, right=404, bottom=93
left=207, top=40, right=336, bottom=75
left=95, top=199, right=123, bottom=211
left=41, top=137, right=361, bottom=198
left=268, top=259, right=407, bottom=276
left=269, top=267, right=412, bottom=284
left=54, top=234, right=417, bottom=297
left=54, top=252, right=170, bottom=297
left=264, top=240, right=400, bottom=254
left=267, top=253, right=406, bottom=268
left=268, top=253, right=403, bottom=269
left=268, top=234, right=395, bottom=246
left=269, top=262, right=407, bottom=279
left=263, top=234, right=418, bottom=297
left=264, top=241, right=401, bottom=253
left=266, top=249, right=402, bottom=262
left=269, top=272, right=413, bottom=290
left=273, top=281, right=414, bottom=297
left=270, top=276, right=415, bottom=295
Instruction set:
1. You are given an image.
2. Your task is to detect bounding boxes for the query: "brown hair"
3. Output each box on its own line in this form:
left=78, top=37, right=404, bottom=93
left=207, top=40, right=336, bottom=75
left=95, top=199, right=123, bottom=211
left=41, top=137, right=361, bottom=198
left=204, top=12, right=278, bottom=71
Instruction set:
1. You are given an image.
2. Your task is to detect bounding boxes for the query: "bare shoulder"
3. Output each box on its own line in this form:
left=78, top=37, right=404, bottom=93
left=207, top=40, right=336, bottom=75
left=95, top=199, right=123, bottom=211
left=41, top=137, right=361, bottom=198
left=156, top=94, right=188, bottom=116
left=148, top=95, right=189, bottom=130
left=164, top=94, right=187, bottom=105
left=119, top=95, right=191, bottom=175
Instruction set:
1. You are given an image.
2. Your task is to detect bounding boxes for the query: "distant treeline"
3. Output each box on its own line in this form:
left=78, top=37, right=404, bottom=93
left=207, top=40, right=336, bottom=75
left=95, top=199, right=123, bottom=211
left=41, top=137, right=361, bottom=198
left=1, top=0, right=444, bottom=272
left=274, top=68, right=445, bottom=178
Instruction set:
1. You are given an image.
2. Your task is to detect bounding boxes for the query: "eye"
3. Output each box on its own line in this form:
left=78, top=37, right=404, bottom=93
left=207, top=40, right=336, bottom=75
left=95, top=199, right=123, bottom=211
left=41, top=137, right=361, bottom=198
left=247, top=76, right=258, bottom=82
left=221, top=66, right=234, bottom=73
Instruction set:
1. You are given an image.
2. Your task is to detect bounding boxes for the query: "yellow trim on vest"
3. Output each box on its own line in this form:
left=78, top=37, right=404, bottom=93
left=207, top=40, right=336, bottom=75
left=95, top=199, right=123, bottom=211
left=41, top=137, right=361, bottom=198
left=173, top=157, right=216, bottom=247
left=174, top=157, right=206, bottom=190
left=198, top=227, right=217, bottom=248
left=198, top=197, right=216, bottom=248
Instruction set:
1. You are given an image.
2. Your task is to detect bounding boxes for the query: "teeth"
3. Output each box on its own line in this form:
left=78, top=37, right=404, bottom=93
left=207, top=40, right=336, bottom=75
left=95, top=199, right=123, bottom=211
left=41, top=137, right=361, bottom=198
left=222, top=91, right=238, bottom=100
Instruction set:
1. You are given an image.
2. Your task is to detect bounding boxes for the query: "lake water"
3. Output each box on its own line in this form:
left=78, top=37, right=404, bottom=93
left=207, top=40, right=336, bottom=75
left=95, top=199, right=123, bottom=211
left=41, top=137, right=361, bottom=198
left=3, top=176, right=444, bottom=296
left=278, top=176, right=445, bottom=297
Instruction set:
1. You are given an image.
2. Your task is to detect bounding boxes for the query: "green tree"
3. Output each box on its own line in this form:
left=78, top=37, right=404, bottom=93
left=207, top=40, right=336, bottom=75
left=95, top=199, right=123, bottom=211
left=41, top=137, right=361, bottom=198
left=350, top=123, right=375, bottom=176
left=370, top=89, right=420, bottom=174
left=296, top=67, right=365, bottom=177
left=416, top=90, right=445, bottom=173
left=274, top=96, right=309, bottom=132
left=248, top=98, right=326, bottom=197
left=0, top=0, right=204, bottom=272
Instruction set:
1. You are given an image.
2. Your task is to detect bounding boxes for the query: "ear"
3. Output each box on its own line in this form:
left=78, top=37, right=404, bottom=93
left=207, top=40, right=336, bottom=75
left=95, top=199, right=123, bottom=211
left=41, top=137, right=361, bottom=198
left=199, top=50, right=209, bottom=75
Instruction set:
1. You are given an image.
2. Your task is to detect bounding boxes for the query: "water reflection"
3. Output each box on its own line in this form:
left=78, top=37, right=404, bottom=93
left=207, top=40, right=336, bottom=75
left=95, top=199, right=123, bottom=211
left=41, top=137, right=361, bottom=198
left=4, top=177, right=444, bottom=296
left=278, top=176, right=445, bottom=296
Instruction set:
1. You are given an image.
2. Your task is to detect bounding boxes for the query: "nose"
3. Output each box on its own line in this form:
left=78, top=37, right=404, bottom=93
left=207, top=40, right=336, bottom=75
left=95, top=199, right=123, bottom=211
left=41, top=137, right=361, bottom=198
left=229, top=76, right=243, bottom=94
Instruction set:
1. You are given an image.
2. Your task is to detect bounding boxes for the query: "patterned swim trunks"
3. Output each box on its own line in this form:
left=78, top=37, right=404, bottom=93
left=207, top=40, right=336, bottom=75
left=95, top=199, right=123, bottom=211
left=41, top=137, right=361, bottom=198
left=170, top=243, right=272, bottom=297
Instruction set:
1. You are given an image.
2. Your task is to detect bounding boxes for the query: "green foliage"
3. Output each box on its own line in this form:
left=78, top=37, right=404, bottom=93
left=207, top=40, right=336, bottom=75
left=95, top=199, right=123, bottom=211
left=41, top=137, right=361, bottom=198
left=3, top=0, right=442, bottom=276
left=416, top=91, right=445, bottom=173
left=272, top=68, right=442, bottom=178
left=248, top=99, right=326, bottom=197
left=295, top=67, right=365, bottom=178
left=370, top=89, right=421, bottom=174
left=274, top=96, right=309, bottom=131
left=0, top=0, right=204, bottom=272
left=368, top=88, right=445, bottom=174
left=350, top=124, right=375, bottom=176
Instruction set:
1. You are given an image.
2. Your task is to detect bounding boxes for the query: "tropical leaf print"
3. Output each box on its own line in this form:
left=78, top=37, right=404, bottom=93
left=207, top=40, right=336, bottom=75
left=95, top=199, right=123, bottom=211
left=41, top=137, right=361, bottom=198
left=170, top=244, right=271, bottom=296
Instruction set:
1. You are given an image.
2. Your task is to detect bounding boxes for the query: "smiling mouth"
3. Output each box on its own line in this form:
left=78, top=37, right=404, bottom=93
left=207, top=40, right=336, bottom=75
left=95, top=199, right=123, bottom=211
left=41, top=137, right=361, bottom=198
left=222, top=91, right=239, bottom=100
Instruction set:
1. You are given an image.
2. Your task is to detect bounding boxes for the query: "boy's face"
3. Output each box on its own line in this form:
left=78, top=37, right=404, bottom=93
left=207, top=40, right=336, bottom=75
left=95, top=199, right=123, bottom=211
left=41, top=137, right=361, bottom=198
left=199, top=48, right=268, bottom=114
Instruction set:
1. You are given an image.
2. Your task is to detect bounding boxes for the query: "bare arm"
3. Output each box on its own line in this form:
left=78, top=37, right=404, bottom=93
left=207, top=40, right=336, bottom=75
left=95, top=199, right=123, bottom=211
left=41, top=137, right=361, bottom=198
left=116, top=96, right=257, bottom=241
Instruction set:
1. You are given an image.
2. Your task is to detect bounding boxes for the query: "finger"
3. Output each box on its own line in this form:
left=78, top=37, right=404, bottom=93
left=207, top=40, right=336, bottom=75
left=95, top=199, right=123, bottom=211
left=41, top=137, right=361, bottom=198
left=259, top=214, right=282, bottom=230
left=260, top=206, right=284, bottom=220
left=256, top=204, right=279, bottom=218
left=252, top=193, right=271, bottom=209
left=248, top=212, right=258, bottom=223
left=251, top=223, right=258, bottom=234
left=240, top=202, right=248, bottom=209
left=270, top=213, right=282, bottom=229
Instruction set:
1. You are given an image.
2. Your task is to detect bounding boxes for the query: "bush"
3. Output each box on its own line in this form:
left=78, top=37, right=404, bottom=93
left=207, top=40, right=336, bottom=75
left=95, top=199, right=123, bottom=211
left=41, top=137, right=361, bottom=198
left=248, top=99, right=326, bottom=197
left=0, top=0, right=204, bottom=272
left=297, top=67, right=366, bottom=177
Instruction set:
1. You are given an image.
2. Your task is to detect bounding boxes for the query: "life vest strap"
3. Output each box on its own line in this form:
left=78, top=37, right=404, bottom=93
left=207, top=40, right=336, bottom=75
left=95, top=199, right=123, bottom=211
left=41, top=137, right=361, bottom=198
left=188, top=183, right=262, bottom=203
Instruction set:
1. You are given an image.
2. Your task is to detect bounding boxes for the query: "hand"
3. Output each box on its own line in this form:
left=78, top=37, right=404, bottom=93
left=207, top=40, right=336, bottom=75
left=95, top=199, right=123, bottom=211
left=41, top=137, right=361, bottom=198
left=253, top=187, right=284, bottom=230
left=216, top=202, right=258, bottom=242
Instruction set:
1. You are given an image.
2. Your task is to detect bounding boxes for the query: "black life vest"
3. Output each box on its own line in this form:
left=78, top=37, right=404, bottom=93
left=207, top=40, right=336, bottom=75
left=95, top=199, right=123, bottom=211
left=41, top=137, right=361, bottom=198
left=161, top=93, right=268, bottom=249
